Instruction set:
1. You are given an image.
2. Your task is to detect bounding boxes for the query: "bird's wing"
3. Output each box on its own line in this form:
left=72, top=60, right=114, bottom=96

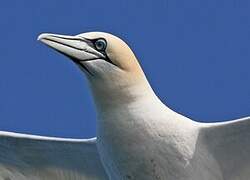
left=200, top=116, right=250, bottom=180
left=0, top=131, right=108, bottom=180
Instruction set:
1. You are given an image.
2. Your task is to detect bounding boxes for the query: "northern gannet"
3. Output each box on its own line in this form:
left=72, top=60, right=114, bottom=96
left=0, top=32, right=249, bottom=180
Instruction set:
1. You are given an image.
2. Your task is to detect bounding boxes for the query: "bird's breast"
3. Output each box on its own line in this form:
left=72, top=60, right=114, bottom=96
left=96, top=109, right=206, bottom=180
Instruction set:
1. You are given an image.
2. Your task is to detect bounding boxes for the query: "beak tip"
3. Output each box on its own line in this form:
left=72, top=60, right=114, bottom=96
left=37, top=34, right=43, bottom=41
left=37, top=33, right=51, bottom=41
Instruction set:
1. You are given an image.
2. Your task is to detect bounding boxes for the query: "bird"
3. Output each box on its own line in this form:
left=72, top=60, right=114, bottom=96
left=0, top=31, right=249, bottom=180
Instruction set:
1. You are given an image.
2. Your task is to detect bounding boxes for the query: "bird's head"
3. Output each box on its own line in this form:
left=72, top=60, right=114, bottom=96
left=38, top=32, right=154, bottom=107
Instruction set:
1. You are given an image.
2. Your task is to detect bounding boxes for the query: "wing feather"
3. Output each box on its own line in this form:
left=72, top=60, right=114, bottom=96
left=0, top=131, right=108, bottom=180
left=201, top=117, right=250, bottom=180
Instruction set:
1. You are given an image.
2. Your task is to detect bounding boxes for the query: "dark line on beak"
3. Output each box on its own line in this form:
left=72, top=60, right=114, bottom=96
left=42, top=37, right=103, bottom=60
left=70, top=58, right=94, bottom=76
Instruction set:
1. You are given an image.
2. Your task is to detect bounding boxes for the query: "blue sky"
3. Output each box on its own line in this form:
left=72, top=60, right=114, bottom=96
left=0, top=0, right=249, bottom=138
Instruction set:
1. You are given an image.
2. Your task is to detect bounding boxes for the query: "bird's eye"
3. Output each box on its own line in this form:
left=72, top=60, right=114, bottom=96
left=94, top=39, right=107, bottom=51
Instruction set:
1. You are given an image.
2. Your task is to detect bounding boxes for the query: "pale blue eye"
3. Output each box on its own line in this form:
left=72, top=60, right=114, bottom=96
left=95, top=39, right=107, bottom=51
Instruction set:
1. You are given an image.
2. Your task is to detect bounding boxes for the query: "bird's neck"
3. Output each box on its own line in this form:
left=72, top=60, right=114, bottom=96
left=89, top=75, right=161, bottom=113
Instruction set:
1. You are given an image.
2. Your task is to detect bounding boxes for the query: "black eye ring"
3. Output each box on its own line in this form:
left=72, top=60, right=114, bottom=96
left=94, top=39, right=107, bottom=51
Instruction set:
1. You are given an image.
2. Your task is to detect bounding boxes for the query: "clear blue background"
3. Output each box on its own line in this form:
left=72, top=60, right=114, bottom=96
left=0, top=0, right=249, bottom=138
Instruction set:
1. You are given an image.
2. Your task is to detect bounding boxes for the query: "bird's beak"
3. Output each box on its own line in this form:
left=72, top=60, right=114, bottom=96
left=37, top=33, right=104, bottom=62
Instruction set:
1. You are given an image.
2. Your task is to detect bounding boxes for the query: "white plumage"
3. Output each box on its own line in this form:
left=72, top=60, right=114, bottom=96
left=0, top=32, right=249, bottom=180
